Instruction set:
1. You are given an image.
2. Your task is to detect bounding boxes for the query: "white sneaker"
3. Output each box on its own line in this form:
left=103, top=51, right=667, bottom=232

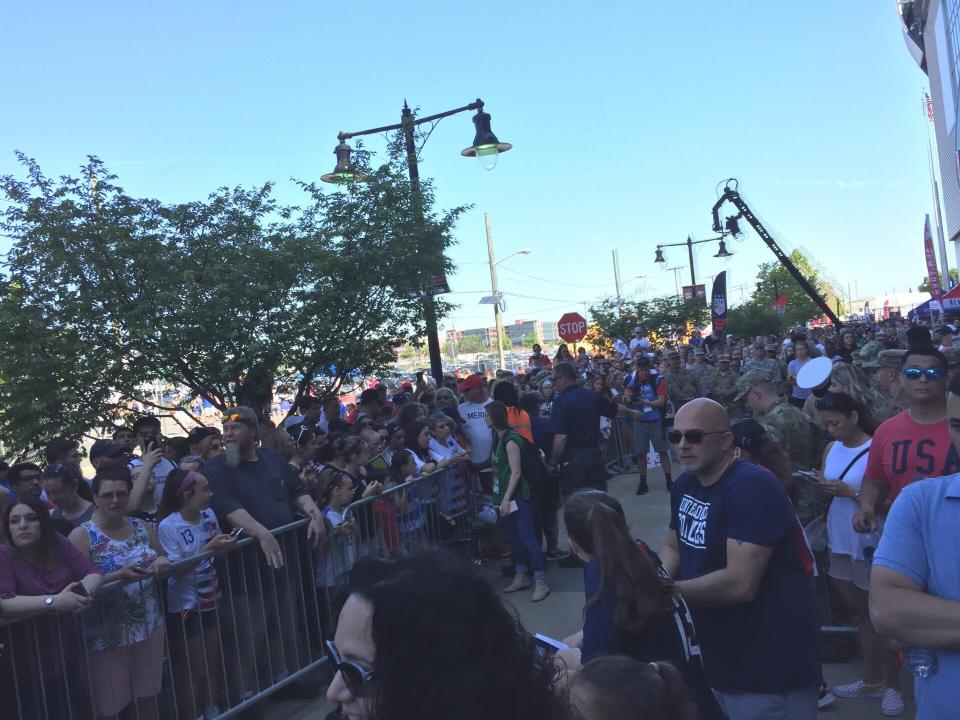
left=833, top=679, right=883, bottom=699
left=881, top=688, right=905, bottom=717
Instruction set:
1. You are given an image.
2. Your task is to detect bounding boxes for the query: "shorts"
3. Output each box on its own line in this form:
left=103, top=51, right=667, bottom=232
left=827, top=552, right=871, bottom=591
left=167, top=607, right=221, bottom=640
left=87, top=626, right=165, bottom=716
left=632, top=420, right=669, bottom=454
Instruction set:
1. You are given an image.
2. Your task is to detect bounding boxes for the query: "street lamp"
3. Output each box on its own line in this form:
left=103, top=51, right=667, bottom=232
left=653, top=234, right=732, bottom=287
left=482, top=213, right=531, bottom=371
left=321, top=99, right=512, bottom=384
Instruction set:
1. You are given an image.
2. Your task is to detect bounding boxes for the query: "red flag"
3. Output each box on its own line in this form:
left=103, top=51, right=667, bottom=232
left=772, top=294, right=788, bottom=314
left=924, top=214, right=943, bottom=305
left=925, top=92, right=935, bottom=121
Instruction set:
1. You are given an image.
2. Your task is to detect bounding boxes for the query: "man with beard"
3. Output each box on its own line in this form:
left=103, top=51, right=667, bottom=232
left=659, top=398, right=820, bottom=719
left=205, top=406, right=326, bottom=695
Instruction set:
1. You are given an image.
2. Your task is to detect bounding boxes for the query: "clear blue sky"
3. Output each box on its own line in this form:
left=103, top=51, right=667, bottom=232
left=0, top=1, right=937, bottom=334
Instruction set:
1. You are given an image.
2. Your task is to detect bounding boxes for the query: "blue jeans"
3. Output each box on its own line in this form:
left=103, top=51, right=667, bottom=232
left=503, top=497, right=545, bottom=579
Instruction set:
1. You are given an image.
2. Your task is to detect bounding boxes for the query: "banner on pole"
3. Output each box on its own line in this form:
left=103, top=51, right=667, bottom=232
left=924, top=214, right=943, bottom=311
left=711, top=271, right=727, bottom=335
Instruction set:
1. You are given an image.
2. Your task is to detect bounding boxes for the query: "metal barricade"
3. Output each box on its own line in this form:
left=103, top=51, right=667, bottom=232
left=2, top=520, right=329, bottom=720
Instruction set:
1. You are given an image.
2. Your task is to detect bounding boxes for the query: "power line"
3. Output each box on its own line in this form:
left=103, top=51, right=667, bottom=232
left=498, top=264, right=612, bottom=289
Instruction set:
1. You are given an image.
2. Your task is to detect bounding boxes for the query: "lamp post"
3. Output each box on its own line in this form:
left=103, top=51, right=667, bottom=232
left=321, top=99, right=512, bottom=384
left=483, top=212, right=531, bottom=371
left=654, top=235, right=732, bottom=291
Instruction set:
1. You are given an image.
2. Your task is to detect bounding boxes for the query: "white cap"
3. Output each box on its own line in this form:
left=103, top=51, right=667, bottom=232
left=796, top=356, right=833, bottom=390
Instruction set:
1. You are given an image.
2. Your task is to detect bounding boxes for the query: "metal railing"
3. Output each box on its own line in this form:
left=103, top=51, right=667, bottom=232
left=0, top=465, right=485, bottom=720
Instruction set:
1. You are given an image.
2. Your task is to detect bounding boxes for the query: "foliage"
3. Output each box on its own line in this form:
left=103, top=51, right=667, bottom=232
left=919, top=268, right=959, bottom=294
left=750, top=250, right=828, bottom=326
left=586, top=295, right=710, bottom=351
left=725, top=300, right=790, bottom=338
left=0, top=144, right=467, bottom=456
left=457, top=335, right=487, bottom=354
left=523, top=332, right=541, bottom=347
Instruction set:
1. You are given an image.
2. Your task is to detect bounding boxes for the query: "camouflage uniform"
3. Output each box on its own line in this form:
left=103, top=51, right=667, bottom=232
left=664, top=366, right=700, bottom=413
left=759, top=398, right=822, bottom=471
left=709, top=368, right=739, bottom=412
left=740, top=356, right=783, bottom=386
left=689, top=361, right=718, bottom=397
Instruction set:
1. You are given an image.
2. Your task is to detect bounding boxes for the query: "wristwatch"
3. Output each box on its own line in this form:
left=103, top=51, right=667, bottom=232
left=44, top=595, right=54, bottom=611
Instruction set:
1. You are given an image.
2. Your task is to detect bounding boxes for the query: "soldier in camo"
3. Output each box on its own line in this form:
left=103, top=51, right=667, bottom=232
left=708, top=354, right=738, bottom=413
left=735, top=369, right=822, bottom=470
left=688, top=347, right=717, bottom=397
left=856, top=340, right=901, bottom=423
left=874, top=349, right=907, bottom=419
left=740, top=342, right=783, bottom=386
left=663, top=350, right=700, bottom=410
left=944, top=346, right=960, bottom=386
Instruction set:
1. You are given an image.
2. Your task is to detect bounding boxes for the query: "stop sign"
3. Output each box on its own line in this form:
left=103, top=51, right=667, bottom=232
left=557, top=312, right=587, bottom=343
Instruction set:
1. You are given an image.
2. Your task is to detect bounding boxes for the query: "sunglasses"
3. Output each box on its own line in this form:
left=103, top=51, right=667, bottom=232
left=224, top=413, right=245, bottom=423
left=326, top=640, right=375, bottom=696
left=902, top=367, right=945, bottom=381
left=98, top=490, right=130, bottom=501
left=667, top=429, right=729, bottom=445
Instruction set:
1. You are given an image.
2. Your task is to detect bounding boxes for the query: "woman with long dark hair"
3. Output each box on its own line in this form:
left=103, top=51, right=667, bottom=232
left=325, top=550, right=567, bottom=720
left=559, top=490, right=723, bottom=720
left=570, top=655, right=700, bottom=720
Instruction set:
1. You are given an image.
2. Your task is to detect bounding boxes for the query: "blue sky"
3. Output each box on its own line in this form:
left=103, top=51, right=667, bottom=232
left=0, top=1, right=937, bottom=334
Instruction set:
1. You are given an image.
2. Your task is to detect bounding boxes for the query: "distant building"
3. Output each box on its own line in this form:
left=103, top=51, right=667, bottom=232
left=447, top=318, right=558, bottom=348
left=899, top=0, right=960, bottom=268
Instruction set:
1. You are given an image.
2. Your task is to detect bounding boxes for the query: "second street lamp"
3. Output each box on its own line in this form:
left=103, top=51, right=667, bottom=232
left=654, top=234, right=732, bottom=288
left=321, top=98, right=512, bottom=384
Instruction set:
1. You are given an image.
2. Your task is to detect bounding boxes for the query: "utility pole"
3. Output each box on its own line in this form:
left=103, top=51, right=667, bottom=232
left=686, top=235, right=697, bottom=287
left=485, top=213, right=507, bottom=371
left=612, top=249, right=623, bottom=307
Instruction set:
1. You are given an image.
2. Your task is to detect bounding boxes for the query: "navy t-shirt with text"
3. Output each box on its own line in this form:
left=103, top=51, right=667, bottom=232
left=669, top=459, right=820, bottom=693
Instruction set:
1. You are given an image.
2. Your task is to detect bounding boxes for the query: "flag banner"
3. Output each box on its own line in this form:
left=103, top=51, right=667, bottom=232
left=924, top=214, right=943, bottom=307
left=711, top=271, right=727, bottom=335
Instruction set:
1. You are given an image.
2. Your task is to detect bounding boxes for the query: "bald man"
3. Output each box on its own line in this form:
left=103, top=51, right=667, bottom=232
left=658, top=399, right=820, bottom=720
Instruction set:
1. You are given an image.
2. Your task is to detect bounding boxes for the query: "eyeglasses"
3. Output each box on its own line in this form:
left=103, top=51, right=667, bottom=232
left=326, top=640, right=375, bottom=696
left=98, top=491, right=130, bottom=501
left=902, top=367, right=945, bottom=381
left=667, top=429, right=729, bottom=445
left=224, top=413, right=245, bottom=423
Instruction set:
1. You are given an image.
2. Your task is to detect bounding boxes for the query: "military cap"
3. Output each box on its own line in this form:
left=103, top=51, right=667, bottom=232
left=943, top=346, right=960, bottom=369
left=764, top=344, right=777, bottom=352
left=734, top=369, right=774, bottom=401
left=717, top=354, right=730, bottom=363
left=796, top=356, right=833, bottom=390
left=666, top=350, right=681, bottom=360
left=855, top=340, right=885, bottom=369
left=877, top=349, right=906, bottom=369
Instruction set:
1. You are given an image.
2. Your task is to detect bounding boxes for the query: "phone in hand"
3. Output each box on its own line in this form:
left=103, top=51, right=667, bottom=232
left=131, top=566, right=152, bottom=576
left=70, top=583, right=90, bottom=598
left=797, top=470, right=820, bottom=481
left=230, top=528, right=245, bottom=539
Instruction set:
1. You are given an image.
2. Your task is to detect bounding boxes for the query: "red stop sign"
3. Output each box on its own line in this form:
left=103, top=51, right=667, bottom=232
left=557, top=312, right=588, bottom=343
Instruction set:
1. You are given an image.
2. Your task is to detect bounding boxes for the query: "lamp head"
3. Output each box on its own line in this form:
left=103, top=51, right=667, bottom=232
left=320, top=140, right=367, bottom=184
left=714, top=238, right=734, bottom=258
left=461, top=102, right=512, bottom=171
left=654, top=247, right=666, bottom=264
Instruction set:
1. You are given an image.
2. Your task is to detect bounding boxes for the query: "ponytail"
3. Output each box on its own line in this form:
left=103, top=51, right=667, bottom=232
left=572, top=655, right=699, bottom=720
left=564, top=490, right=672, bottom=631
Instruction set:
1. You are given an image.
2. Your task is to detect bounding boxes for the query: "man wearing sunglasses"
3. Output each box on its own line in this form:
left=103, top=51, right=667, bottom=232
left=854, top=346, right=960, bottom=534
left=658, top=398, right=821, bottom=719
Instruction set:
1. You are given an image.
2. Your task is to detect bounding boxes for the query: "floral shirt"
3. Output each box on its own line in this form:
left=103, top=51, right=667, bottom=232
left=81, top=517, right=162, bottom=650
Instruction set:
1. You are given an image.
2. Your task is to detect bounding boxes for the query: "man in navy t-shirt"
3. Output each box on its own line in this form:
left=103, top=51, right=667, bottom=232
left=658, top=398, right=820, bottom=720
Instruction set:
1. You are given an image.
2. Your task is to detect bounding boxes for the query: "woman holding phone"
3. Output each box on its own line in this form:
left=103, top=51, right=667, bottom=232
left=69, top=468, right=171, bottom=720
left=0, top=497, right=103, bottom=719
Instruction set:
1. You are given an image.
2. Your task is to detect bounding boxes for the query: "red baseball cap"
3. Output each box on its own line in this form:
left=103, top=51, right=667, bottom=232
left=457, top=374, right=485, bottom=392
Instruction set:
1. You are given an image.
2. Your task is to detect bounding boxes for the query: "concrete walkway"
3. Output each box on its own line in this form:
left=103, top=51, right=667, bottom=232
left=264, top=466, right=917, bottom=720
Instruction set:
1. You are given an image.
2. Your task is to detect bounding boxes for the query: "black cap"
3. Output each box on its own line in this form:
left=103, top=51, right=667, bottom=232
left=90, top=439, right=126, bottom=460
left=731, top=418, right=768, bottom=451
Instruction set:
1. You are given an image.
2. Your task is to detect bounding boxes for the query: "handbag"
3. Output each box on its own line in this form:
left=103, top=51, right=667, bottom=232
left=803, top=446, right=870, bottom=552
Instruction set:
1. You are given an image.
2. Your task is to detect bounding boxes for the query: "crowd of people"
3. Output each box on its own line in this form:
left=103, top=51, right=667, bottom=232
left=0, top=315, right=958, bottom=719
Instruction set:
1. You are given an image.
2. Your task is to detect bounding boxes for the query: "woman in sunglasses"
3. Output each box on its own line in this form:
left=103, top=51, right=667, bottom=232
left=325, top=550, right=567, bottom=720
left=556, top=490, right=723, bottom=720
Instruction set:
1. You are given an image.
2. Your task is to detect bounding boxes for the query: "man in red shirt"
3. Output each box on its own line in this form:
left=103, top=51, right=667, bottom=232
left=527, top=344, right=552, bottom=370
left=854, top=346, right=960, bottom=532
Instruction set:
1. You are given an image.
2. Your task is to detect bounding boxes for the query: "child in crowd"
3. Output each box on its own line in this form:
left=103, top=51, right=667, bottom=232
left=569, top=655, right=699, bottom=720
left=158, top=469, right=236, bottom=720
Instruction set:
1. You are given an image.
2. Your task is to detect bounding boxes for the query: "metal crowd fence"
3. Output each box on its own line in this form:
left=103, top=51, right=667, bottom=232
left=1, top=465, right=485, bottom=720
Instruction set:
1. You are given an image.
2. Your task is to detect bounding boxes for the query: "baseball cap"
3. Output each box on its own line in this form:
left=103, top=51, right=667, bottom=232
left=90, top=439, right=125, bottom=461
left=223, top=406, right=259, bottom=431
left=878, top=349, right=907, bottom=369
left=731, top=418, right=769, bottom=451
left=457, top=374, right=486, bottom=392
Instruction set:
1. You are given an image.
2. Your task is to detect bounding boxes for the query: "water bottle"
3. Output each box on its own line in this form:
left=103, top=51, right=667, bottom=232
left=904, top=647, right=938, bottom=679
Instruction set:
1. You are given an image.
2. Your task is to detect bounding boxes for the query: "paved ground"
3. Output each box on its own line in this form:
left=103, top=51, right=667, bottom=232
left=263, top=466, right=917, bottom=720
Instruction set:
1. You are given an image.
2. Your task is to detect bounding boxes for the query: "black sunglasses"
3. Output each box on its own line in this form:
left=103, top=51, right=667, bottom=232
left=326, top=640, right=375, bottom=696
left=667, top=429, right=729, bottom=445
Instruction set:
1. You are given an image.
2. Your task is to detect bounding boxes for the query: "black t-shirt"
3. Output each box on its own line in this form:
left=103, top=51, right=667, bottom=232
left=669, top=459, right=820, bottom=693
left=207, top=447, right=308, bottom=530
left=550, top=385, right=618, bottom=459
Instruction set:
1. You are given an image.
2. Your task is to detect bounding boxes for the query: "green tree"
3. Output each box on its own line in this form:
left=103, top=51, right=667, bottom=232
left=523, top=332, right=541, bottom=347
left=458, top=335, right=487, bottom=354
left=725, top=300, right=790, bottom=338
left=750, top=250, right=828, bottom=327
left=0, top=145, right=467, bottom=455
left=587, top=295, right=710, bottom=351
left=918, top=268, right=959, bottom=294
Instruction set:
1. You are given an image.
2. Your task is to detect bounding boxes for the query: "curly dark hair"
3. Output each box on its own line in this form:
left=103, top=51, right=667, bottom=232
left=345, top=550, right=567, bottom=720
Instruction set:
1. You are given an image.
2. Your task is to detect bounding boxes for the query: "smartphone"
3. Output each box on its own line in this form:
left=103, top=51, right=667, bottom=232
left=797, top=470, right=820, bottom=480
left=366, top=453, right=389, bottom=473
left=132, top=566, right=152, bottom=576
left=230, top=527, right=245, bottom=539
left=70, top=582, right=90, bottom=598
left=533, top=633, right=568, bottom=655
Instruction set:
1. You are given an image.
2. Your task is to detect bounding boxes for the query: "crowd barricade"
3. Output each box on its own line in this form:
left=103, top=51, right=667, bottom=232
left=602, top=418, right=630, bottom=474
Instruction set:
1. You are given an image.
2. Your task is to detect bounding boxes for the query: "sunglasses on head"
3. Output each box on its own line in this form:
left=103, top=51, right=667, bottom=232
left=667, top=429, right=729, bottom=445
left=326, top=640, right=375, bottom=696
left=902, top=367, right=945, bottom=381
